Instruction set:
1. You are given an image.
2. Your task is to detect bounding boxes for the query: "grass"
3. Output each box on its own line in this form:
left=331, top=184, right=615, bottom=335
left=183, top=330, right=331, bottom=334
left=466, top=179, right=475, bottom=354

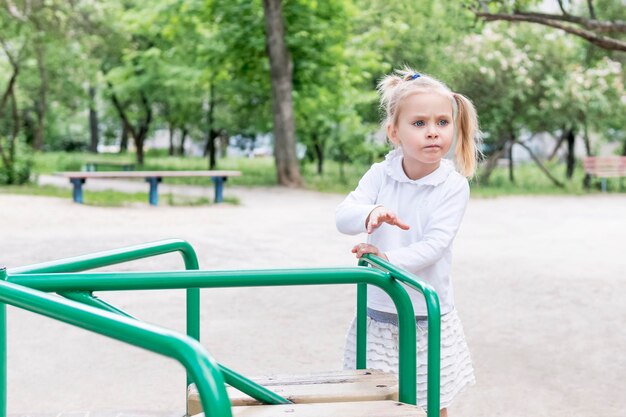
left=9, top=151, right=622, bottom=207
left=0, top=183, right=231, bottom=207
left=471, top=161, right=586, bottom=197
left=33, top=151, right=277, bottom=187
left=0, top=184, right=148, bottom=206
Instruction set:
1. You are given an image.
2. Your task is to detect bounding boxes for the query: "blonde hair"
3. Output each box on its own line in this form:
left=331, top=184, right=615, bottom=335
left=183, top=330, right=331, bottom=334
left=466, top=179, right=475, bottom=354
left=377, top=67, right=481, bottom=178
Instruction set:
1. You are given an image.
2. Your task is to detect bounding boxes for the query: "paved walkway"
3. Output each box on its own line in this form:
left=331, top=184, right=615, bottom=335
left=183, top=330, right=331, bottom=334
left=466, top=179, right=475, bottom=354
left=2, top=187, right=625, bottom=417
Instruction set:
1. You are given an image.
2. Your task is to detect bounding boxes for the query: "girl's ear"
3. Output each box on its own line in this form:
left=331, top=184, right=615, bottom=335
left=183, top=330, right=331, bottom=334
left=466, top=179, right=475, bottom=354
left=387, top=123, right=399, bottom=146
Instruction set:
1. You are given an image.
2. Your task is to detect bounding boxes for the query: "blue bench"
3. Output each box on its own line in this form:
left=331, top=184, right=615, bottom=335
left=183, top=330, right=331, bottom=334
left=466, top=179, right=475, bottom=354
left=58, top=170, right=241, bottom=205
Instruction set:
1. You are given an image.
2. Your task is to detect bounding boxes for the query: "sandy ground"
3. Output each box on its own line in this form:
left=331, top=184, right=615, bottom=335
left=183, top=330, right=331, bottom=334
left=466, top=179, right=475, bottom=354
left=0, top=182, right=625, bottom=416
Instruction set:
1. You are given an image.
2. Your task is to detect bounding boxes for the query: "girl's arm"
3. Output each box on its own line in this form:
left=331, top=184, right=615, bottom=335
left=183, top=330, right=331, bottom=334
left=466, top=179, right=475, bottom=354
left=335, top=164, right=384, bottom=235
left=385, top=178, right=470, bottom=271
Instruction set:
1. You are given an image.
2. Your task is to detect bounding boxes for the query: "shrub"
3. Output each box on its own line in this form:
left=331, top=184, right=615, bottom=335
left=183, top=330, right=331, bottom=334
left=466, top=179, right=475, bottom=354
left=0, top=139, right=34, bottom=185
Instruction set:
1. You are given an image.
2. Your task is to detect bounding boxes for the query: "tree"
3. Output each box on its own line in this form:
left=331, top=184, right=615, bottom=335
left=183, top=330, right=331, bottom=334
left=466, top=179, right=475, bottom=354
left=263, top=0, right=302, bottom=187
left=100, top=1, right=167, bottom=165
left=448, top=23, right=577, bottom=184
left=472, top=0, right=626, bottom=52
left=450, top=21, right=625, bottom=184
left=539, top=57, right=626, bottom=161
left=157, top=0, right=230, bottom=167
left=0, top=32, right=27, bottom=184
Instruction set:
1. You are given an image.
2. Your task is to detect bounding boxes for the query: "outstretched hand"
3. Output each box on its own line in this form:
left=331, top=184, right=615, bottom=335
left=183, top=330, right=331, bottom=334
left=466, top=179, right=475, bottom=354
left=366, top=206, right=410, bottom=234
left=352, top=243, right=388, bottom=260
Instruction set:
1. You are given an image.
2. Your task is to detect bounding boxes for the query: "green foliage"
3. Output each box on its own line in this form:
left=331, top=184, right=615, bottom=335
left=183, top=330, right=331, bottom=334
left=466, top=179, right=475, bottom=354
left=0, top=139, right=33, bottom=185
left=448, top=22, right=626, bottom=154
left=2, top=0, right=625, bottom=189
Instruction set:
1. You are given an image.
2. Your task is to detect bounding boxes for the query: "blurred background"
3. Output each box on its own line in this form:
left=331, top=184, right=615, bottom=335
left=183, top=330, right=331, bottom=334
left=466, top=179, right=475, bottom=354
left=1, top=1, right=625, bottom=415
left=0, top=0, right=624, bottom=199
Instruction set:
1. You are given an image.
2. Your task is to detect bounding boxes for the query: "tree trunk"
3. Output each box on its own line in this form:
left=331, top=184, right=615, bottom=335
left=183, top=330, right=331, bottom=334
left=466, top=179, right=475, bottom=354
left=108, top=84, right=152, bottom=165
left=515, top=140, right=565, bottom=187
left=120, top=123, right=129, bottom=153
left=582, top=121, right=592, bottom=187
left=33, top=41, right=47, bottom=151
left=582, top=122, right=591, bottom=156
left=479, top=135, right=509, bottom=184
left=88, top=85, right=99, bottom=153
left=168, top=124, right=175, bottom=156
left=135, top=93, right=152, bottom=165
left=206, top=129, right=218, bottom=169
left=135, top=135, right=145, bottom=165
left=263, top=0, right=303, bottom=187
left=0, top=66, right=19, bottom=118
left=312, top=132, right=324, bottom=175
left=1, top=89, right=21, bottom=184
left=204, top=84, right=218, bottom=168
left=508, top=137, right=515, bottom=183
left=0, top=65, right=21, bottom=175
left=9, top=89, right=20, bottom=182
left=548, top=129, right=567, bottom=162
left=565, top=127, right=576, bottom=179
left=179, top=128, right=188, bottom=156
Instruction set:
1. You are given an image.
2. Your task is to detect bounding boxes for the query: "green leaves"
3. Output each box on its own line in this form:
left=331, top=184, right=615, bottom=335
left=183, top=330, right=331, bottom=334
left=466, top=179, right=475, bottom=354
left=1, top=0, right=624, bottom=176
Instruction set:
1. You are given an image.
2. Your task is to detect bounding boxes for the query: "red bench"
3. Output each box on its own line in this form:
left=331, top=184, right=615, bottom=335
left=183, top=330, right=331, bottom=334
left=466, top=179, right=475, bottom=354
left=582, top=156, right=626, bottom=192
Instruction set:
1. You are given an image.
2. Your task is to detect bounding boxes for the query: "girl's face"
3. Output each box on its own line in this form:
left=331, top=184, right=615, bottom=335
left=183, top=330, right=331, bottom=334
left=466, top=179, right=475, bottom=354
left=387, top=92, right=454, bottom=180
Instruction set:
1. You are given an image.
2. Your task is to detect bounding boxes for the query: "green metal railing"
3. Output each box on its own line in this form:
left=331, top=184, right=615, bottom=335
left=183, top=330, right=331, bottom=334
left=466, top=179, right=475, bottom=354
left=357, top=254, right=441, bottom=415
left=11, top=239, right=202, bottom=341
left=7, top=267, right=420, bottom=406
left=8, top=239, right=288, bottom=410
left=5, top=241, right=442, bottom=416
left=0, top=267, right=232, bottom=417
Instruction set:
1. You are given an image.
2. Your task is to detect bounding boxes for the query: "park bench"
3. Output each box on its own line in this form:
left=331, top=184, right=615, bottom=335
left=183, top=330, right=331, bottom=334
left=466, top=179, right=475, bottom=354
left=84, top=160, right=136, bottom=171
left=187, top=369, right=400, bottom=415
left=58, top=170, right=241, bottom=205
left=582, top=156, right=626, bottom=192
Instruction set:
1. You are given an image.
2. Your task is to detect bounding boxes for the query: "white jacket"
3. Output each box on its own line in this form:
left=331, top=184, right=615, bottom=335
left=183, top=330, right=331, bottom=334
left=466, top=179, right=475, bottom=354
left=335, top=149, right=470, bottom=315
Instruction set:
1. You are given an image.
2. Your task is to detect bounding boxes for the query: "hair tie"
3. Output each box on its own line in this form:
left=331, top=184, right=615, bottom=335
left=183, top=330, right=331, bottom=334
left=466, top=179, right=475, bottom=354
left=410, top=73, right=421, bottom=80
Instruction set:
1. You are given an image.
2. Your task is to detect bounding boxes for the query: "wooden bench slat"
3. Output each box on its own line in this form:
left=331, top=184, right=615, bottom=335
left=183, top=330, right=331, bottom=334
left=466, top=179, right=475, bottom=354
left=583, top=157, right=626, bottom=177
left=188, top=370, right=399, bottom=415
left=191, top=401, right=425, bottom=417
left=228, top=369, right=395, bottom=387
left=58, top=170, right=241, bottom=179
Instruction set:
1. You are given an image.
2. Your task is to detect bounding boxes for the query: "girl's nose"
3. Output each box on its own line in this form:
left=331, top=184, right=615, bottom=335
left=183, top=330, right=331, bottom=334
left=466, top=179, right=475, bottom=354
left=426, top=125, right=438, bottom=138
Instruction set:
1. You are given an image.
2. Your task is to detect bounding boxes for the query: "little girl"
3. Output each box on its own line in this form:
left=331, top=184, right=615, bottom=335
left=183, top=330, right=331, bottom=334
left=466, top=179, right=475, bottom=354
left=335, top=68, right=480, bottom=416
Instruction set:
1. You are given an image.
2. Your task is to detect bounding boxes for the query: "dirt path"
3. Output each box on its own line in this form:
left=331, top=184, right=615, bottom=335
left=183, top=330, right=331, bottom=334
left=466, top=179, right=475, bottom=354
left=1, top=189, right=624, bottom=416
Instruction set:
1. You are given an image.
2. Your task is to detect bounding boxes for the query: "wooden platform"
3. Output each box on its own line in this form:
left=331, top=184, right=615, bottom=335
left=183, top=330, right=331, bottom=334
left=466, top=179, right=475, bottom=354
left=191, top=401, right=424, bottom=417
left=188, top=370, right=399, bottom=415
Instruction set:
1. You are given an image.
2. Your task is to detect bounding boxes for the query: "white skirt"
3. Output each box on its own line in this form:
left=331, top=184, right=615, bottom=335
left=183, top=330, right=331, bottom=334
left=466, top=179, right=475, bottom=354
left=343, top=309, right=475, bottom=409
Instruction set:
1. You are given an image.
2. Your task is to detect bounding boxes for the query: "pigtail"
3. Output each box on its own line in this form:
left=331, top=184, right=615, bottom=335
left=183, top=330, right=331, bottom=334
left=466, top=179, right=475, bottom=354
left=377, top=73, right=403, bottom=126
left=453, top=93, right=481, bottom=178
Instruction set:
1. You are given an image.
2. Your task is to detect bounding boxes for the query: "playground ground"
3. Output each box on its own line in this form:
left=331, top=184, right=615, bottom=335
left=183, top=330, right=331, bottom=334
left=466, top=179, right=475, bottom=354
left=1, top=182, right=625, bottom=417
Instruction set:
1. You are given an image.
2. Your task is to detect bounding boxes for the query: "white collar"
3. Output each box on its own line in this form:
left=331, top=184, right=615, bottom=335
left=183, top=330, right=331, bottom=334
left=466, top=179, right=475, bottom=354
left=384, top=148, right=454, bottom=186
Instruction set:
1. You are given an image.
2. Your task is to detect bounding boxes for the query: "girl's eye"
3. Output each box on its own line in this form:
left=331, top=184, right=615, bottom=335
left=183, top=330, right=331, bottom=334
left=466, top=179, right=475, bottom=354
left=438, top=120, right=450, bottom=126
left=412, top=121, right=425, bottom=127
